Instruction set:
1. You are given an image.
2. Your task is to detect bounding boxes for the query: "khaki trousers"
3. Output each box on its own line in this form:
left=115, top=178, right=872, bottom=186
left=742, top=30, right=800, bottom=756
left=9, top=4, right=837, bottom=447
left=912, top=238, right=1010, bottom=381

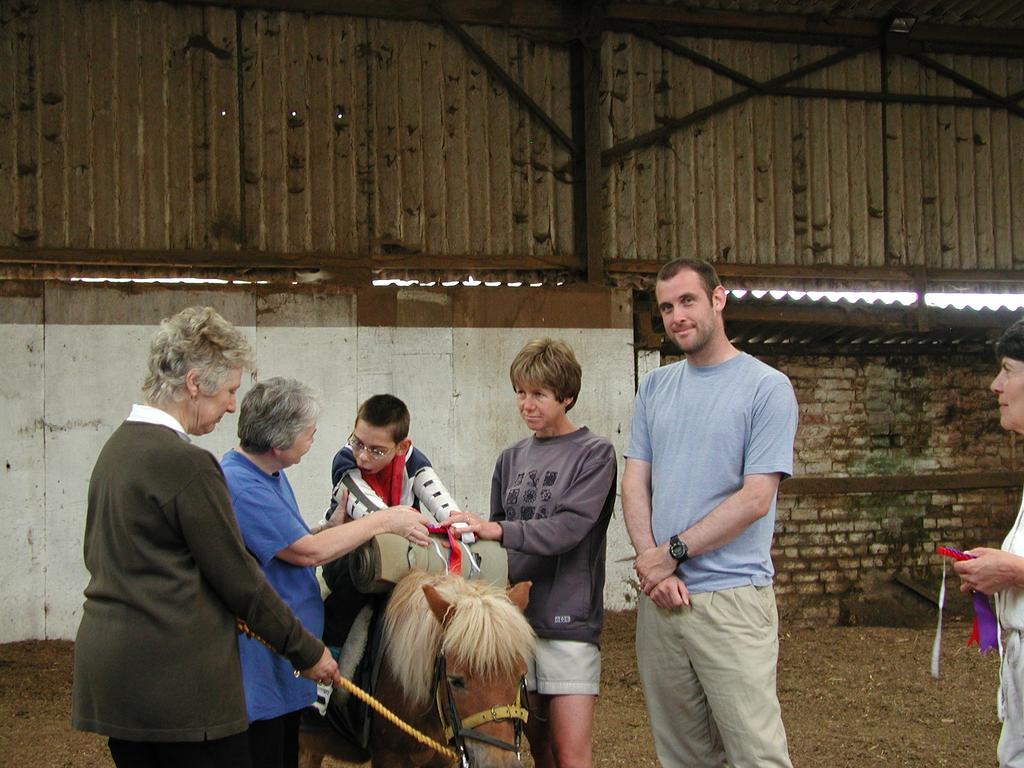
left=636, top=584, right=792, bottom=768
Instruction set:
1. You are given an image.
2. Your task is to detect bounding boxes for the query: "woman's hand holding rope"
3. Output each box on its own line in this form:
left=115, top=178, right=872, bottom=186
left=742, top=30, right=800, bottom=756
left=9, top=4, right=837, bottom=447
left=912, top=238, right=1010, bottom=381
left=303, top=646, right=339, bottom=686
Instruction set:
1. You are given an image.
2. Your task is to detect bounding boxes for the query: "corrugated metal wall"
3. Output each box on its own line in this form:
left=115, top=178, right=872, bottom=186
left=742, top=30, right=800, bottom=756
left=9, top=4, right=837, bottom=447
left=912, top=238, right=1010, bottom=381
left=238, top=13, right=574, bottom=257
left=603, top=33, right=1024, bottom=271
left=887, top=54, right=1024, bottom=271
left=604, top=35, right=887, bottom=267
left=2, top=0, right=1022, bottom=278
left=0, top=0, right=575, bottom=259
left=0, top=1, right=241, bottom=250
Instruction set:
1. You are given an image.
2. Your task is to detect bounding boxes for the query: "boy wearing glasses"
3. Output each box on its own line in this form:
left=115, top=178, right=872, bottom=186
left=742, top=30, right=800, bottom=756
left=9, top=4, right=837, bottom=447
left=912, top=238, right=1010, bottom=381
left=321, top=394, right=444, bottom=647
left=328, top=394, right=437, bottom=521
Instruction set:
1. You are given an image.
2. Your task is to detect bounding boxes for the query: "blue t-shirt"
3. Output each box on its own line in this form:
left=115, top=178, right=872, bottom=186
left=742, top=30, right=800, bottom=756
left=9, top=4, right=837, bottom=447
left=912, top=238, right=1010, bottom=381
left=221, top=449, right=324, bottom=722
left=625, top=352, right=798, bottom=594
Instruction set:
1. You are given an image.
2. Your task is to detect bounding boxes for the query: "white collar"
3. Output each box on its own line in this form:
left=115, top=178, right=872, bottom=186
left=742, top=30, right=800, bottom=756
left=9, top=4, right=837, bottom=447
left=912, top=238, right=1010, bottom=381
left=126, top=403, right=189, bottom=439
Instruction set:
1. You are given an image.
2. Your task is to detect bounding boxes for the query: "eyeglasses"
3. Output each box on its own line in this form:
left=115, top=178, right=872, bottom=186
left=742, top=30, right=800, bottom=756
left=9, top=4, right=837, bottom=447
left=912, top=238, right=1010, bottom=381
left=347, top=433, right=392, bottom=459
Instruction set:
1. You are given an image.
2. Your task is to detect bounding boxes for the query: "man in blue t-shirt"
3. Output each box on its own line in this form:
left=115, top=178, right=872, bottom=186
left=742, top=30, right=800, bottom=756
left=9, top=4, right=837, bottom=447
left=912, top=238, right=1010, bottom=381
left=623, top=258, right=799, bottom=768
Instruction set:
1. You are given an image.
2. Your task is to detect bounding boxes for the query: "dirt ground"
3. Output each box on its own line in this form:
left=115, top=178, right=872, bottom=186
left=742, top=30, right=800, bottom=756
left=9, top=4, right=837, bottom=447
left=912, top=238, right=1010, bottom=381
left=0, top=610, right=1002, bottom=768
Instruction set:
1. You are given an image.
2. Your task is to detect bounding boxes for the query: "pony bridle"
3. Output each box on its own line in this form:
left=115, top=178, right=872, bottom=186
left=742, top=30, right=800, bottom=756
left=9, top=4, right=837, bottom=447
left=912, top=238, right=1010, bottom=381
left=433, top=653, right=530, bottom=768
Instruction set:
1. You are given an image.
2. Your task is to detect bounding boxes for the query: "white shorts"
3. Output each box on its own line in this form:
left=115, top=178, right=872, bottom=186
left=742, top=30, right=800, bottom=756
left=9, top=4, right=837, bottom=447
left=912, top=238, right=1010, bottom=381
left=526, top=638, right=601, bottom=696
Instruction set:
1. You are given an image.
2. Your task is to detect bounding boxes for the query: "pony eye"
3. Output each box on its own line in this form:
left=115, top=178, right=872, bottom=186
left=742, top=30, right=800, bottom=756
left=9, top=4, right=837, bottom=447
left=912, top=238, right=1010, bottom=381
left=447, top=676, right=466, bottom=690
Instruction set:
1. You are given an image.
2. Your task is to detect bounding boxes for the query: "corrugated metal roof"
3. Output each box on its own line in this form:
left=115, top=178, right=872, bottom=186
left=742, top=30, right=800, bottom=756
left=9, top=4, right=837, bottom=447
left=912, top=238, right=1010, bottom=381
left=724, top=291, right=1020, bottom=353
left=637, top=288, right=1024, bottom=354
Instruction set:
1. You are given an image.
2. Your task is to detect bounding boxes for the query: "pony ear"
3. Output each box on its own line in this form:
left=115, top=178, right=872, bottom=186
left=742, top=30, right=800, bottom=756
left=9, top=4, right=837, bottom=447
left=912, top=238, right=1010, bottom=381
left=507, top=581, right=531, bottom=613
left=423, top=584, right=454, bottom=627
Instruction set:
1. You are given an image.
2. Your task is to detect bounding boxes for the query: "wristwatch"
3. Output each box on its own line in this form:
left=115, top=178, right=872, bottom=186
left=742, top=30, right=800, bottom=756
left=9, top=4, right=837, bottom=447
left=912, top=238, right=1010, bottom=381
left=668, top=535, right=689, bottom=563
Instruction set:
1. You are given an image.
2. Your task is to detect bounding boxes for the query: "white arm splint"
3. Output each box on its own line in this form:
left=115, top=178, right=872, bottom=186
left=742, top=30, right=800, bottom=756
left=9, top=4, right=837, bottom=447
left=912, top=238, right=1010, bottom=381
left=412, top=467, right=476, bottom=544
left=334, top=470, right=387, bottom=520
left=331, top=465, right=475, bottom=543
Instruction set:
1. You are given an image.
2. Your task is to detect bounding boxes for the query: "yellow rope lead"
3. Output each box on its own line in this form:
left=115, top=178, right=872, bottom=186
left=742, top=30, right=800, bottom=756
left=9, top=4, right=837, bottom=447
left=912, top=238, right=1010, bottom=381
left=237, top=620, right=457, bottom=762
left=331, top=674, right=458, bottom=762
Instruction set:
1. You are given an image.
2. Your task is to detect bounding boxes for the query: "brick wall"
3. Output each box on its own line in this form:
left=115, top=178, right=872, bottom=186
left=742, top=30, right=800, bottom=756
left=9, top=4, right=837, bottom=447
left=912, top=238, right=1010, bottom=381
left=763, top=352, right=1019, bottom=624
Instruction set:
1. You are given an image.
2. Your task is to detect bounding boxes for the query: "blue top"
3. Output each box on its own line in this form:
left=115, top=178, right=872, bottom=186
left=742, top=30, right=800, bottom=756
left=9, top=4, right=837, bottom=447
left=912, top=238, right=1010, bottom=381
left=625, top=353, right=798, bottom=595
left=221, top=449, right=324, bottom=722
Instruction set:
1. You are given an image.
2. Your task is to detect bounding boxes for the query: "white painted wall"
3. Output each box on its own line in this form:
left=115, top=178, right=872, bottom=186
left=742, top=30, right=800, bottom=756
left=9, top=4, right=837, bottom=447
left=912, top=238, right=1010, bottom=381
left=0, top=286, right=640, bottom=641
left=2, top=311, right=46, bottom=641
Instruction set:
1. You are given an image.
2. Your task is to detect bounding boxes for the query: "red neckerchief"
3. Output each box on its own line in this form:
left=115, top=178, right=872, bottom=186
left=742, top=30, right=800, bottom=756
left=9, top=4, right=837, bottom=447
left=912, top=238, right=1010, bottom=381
left=362, top=451, right=407, bottom=507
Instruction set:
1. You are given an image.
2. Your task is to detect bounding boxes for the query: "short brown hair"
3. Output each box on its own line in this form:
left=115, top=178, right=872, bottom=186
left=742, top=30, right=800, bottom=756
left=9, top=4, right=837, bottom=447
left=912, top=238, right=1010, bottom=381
left=656, top=258, right=722, bottom=301
left=356, top=394, right=411, bottom=442
left=509, top=338, right=582, bottom=412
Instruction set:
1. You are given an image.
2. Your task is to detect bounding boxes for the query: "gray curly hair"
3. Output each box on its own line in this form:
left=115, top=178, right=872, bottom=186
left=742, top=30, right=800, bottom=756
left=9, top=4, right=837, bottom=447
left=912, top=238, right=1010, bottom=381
left=238, top=377, right=321, bottom=453
left=142, top=307, right=254, bottom=406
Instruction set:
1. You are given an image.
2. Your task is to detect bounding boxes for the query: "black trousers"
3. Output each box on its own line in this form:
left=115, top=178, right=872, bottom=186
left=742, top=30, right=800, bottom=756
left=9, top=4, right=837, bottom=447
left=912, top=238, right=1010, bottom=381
left=247, top=710, right=302, bottom=768
left=108, top=732, right=251, bottom=768
left=322, top=554, right=371, bottom=647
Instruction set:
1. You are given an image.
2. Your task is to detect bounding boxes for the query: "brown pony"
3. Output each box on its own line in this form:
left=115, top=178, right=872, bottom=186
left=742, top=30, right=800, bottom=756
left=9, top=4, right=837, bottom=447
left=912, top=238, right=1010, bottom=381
left=300, top=570, right=535, bottom=768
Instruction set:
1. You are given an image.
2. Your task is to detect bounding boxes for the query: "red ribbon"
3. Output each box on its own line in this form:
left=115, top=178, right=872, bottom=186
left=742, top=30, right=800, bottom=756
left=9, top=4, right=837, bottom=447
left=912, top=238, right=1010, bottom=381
left=428, top=525, right=462, bottom=575
left=936, top=545, right=998, bottom=654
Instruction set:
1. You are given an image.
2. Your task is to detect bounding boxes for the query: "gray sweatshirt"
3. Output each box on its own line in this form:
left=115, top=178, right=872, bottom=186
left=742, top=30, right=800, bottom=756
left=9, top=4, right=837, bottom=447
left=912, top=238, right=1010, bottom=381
left=491, top=427, right=617, bottom=645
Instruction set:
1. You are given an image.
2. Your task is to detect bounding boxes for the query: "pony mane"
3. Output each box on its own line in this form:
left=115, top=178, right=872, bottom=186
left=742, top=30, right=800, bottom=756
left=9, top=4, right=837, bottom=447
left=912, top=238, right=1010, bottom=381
left=381, top=570, right=536, bottom=709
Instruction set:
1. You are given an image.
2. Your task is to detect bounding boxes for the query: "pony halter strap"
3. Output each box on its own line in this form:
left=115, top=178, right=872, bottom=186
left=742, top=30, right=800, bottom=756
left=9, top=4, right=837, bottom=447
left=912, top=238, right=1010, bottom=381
left=433, top=653, right=529, bottom=763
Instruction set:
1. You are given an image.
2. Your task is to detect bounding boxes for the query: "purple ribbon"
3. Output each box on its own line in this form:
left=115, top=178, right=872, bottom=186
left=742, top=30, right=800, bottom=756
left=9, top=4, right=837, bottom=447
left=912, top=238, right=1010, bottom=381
left=971, top=592, right=999, bottom=654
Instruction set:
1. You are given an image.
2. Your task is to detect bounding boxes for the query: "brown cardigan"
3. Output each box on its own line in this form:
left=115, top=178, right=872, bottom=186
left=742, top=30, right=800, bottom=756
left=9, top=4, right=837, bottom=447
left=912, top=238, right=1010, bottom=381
left=72, top=421, right=324, bottom=741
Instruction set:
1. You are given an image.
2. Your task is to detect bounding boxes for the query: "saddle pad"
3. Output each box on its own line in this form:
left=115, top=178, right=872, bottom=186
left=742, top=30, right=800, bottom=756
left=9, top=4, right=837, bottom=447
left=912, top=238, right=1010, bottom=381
left=323, top=595, right=387, bottom=755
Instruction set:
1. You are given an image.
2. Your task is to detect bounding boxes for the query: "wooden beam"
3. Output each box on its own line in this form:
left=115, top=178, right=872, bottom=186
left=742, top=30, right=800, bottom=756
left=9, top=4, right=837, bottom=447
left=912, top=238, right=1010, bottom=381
left=575, top=19, right=606, bottom=286
left=603, top=31, right=1021, bottom=166
left=432, top=2, right=577, bottom=156
left=602, top=42, right=877, bottom=165
left=158, top=0, right=1024, bottom=56
left=571, top=40, right=585, bottom=275
left=724, top=302, right=918, bottom=330
left=891, top=573, right=939, bottom=607
left=631, top=29, right=764, bottom=91
left=0, top=246, right=583, bottom=277
left=909, top=52, right=1024, bottom=120
left=782, top=471, right=1022, bottom=495
left=737, top=340, right=995, bottom=358
left=727, top=302, right=1013, bottom=333
left=0, top=264, right=371, bottom=285
left=162, top=0, right=574, bottom=29
left=604, top=3, right=1024, bottom=53
left=607, top=3, right=881, bottom=38
left=769, top=87, right=1016, bottom=112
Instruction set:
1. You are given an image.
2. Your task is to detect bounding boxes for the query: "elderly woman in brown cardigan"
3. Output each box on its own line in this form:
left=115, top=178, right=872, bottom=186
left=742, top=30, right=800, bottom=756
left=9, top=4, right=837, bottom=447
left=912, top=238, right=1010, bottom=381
left=71, top=306, right=337, bottom=768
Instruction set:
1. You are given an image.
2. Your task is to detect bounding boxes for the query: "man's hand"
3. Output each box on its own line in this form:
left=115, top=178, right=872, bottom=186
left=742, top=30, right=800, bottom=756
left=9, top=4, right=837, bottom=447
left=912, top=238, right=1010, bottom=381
left=648, top=575, right=690, bottom=609
left=634, top=543, right=679, bottom=595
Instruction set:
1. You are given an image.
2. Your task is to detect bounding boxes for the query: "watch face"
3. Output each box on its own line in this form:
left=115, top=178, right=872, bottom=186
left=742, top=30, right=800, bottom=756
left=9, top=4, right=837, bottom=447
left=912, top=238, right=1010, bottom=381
left=669, top=538, right=687, bottom=561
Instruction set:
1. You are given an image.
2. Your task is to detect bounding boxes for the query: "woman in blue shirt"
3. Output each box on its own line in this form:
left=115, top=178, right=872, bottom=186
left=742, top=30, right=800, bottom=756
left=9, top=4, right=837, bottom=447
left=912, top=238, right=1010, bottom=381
left=221, top=377, right=429, bottom=768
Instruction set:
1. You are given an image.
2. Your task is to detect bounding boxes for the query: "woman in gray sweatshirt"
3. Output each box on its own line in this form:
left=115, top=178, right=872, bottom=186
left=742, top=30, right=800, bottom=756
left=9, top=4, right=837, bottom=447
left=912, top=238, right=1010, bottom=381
left=447, top=337, right=617, bottom=768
